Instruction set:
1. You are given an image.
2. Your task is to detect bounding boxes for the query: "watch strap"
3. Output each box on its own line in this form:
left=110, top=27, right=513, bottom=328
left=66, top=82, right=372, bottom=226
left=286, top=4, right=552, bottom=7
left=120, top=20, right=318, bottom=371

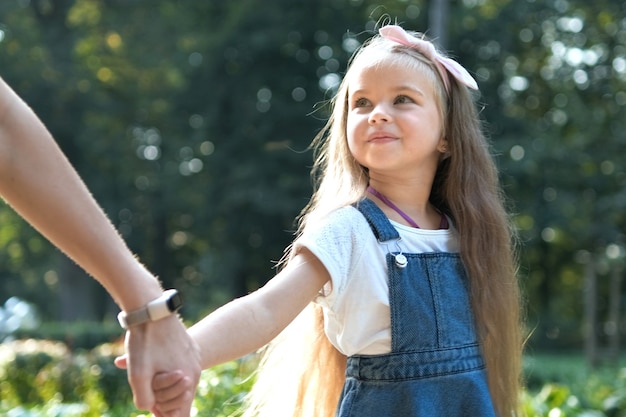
left=118, top=305, right=151, bottom=329
left=117, top=289, right=181, bottom=329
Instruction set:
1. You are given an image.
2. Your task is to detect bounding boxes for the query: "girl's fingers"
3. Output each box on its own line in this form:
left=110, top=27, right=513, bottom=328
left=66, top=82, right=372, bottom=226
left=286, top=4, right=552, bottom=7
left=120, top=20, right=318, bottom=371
left=157, top=377, right=191, bottom=403
left=152, top=370, right=185, bottom=390
left=151, top=371, right=193, bottom=416
left=153, top=371, right=192, bottom=405
left=154, top=388, right=193, bottom=415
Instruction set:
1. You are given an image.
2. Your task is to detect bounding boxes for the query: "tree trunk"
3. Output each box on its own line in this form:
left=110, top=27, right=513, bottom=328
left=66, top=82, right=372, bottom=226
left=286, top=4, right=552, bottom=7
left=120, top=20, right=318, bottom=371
left=428, top=0, right=449, bottom=49
left=583, top=256, right=598, bottom=368
left=57, top=253, right=98, bottom=322
left=607, top=263, right=623, bottom=364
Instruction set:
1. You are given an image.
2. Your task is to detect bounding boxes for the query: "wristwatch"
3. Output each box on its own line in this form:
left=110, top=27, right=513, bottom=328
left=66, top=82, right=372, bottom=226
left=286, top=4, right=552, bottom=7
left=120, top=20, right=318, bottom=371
left=117, top=289, right=183, bottom=329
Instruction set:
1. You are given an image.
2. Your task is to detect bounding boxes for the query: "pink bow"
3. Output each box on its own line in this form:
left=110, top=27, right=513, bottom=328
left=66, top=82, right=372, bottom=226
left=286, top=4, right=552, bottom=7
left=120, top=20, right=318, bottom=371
left=379, top=25, right=478, bottom=92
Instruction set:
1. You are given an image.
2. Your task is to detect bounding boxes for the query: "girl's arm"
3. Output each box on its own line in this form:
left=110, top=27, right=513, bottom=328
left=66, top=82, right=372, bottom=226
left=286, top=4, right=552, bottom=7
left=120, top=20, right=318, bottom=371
left=149, top=248, right=329, bottom=415
left=0, top=77, right=200, bottom=415
left=190, top=248, right=329, bottom=369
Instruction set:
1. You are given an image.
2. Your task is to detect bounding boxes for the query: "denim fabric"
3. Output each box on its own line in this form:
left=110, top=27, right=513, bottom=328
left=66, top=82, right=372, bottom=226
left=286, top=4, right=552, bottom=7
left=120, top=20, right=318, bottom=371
left=335, top=199, right=496, bottom=417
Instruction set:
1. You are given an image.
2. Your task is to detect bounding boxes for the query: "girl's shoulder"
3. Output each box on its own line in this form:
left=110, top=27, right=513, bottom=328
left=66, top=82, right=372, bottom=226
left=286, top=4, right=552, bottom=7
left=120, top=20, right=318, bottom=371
left=297, top=205, right=375, bottom=259
left=324, top=205, right=460, bottom=254
left=307, top=204, right=371, bottom=237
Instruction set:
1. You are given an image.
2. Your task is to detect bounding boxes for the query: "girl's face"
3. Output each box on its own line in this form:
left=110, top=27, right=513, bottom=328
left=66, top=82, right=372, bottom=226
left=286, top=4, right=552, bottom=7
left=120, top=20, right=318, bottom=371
left=346, top=56, right=446, bottom=181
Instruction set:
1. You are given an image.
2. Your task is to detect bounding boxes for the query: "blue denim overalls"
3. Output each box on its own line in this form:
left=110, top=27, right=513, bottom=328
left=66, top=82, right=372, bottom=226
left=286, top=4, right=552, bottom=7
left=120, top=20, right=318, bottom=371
left=335, top=198, right=496, bottom=417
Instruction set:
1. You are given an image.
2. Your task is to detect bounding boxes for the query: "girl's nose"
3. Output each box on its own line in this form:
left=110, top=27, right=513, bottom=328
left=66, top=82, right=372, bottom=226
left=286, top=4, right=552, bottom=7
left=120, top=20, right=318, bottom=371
left=368, top=103, right=391, bottom=124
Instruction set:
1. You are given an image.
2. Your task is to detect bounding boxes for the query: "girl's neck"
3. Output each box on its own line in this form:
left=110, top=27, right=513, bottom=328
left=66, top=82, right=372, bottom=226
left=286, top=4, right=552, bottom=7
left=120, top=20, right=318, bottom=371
left=366, top=183, right=447, bottom=230
left=367, top=179, right=430, bottom=209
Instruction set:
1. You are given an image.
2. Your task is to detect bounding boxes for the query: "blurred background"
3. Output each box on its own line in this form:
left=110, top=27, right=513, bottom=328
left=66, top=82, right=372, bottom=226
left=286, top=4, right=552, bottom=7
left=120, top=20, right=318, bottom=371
left=0, top=0, right=625, bottom=415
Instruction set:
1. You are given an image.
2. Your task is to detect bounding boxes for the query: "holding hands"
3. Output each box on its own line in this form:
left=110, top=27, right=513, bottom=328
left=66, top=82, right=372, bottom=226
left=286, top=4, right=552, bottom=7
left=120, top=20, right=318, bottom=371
left=116, top=330, right=197, bottom=417
left=117, top=317, right=200, bottom=417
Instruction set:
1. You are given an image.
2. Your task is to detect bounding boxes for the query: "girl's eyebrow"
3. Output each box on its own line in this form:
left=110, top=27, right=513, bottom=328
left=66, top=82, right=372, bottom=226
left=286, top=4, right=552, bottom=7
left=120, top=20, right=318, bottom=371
left=394, top=85, right=426, bottom=97
left=349, top=85, right=426, bottom=97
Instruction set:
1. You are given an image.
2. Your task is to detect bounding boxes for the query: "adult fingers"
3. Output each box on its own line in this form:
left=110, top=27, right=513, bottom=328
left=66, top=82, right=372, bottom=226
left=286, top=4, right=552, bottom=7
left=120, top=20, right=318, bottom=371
left=124, top=331, right=156, bottom=411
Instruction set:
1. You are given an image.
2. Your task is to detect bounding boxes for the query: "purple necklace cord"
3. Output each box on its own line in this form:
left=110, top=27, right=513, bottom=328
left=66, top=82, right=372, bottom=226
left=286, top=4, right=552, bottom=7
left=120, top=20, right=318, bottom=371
left=367, top=186, right=448, bottom=230
left=367, top=186, right=420, bottom=228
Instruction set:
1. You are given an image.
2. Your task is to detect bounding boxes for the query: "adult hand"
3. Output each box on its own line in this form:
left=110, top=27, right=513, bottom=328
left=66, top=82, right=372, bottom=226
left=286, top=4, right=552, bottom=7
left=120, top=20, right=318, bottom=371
left=117, top=315, right=201, bottom=417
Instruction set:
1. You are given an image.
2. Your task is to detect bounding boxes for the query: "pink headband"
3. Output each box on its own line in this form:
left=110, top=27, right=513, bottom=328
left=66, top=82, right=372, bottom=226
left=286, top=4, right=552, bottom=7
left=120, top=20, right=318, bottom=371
left=379, top=25, right=478, bottom=93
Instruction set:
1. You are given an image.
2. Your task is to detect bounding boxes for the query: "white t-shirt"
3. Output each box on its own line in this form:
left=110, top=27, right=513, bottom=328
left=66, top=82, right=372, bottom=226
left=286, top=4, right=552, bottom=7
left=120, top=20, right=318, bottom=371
left=293, top=205, right=459, bottom=356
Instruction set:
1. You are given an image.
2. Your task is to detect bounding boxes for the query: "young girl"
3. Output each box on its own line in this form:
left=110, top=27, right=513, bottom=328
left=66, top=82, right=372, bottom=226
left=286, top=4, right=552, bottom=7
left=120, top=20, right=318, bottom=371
left=147, top=24, right=523, bottom=417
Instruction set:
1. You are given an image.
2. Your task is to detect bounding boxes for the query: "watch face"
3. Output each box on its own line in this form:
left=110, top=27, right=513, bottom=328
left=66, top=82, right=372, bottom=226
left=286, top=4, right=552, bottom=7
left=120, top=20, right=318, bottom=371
left=166, top=292, right=183, bottom=311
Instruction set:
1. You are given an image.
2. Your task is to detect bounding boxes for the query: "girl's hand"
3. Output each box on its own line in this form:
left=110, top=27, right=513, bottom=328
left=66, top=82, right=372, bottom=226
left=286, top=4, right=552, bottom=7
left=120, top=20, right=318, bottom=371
left=151, top=370, right=194, bottom=417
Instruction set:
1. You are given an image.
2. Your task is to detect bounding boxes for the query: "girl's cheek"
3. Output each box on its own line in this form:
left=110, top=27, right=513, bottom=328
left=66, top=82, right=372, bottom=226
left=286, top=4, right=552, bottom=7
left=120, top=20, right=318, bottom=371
left=346, top=116, right=363, bottom=136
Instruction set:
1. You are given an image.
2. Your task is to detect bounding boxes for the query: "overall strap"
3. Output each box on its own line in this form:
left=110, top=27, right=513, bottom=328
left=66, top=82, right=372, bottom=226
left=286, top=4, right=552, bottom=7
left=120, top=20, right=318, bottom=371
left=354, top=198, right=400, bottom=242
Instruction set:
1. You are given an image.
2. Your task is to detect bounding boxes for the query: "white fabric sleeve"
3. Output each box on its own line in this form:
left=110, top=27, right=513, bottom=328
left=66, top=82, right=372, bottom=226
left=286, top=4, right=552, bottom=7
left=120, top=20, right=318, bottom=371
left=292, top=206, right=367, bottom=304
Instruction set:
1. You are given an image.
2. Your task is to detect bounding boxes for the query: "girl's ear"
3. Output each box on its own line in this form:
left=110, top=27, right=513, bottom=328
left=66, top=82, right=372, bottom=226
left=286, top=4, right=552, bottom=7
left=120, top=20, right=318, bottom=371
left=438, top=139, right=450, bottom=157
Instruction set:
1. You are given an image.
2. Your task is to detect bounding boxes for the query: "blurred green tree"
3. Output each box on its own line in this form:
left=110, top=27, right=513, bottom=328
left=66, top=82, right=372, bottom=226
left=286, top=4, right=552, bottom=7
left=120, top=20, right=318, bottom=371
left=0, top=0, right=624, bottom=354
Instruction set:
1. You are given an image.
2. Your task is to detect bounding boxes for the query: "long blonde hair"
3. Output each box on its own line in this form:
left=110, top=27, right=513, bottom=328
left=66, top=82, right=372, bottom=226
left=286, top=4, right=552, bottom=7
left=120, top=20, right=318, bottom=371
left=242, top=29, right=523, bottom=417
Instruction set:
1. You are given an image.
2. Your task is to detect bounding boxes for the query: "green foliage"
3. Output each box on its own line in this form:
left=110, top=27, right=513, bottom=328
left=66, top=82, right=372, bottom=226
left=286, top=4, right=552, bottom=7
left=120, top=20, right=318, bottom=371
left=6, top=343, right=626, bottom=416
left=13, top=321, right=124, bottom=351
left=0, top=339, right=256, bottom=417
left=522, top=353, right=626, bottom=416
left=191, top=358, right=257, bottom=417
left=0, top=0, right=625, bottom=351
left=0, top=339, right=128, bottom=414
left=1, top=349, right=56, bottom=405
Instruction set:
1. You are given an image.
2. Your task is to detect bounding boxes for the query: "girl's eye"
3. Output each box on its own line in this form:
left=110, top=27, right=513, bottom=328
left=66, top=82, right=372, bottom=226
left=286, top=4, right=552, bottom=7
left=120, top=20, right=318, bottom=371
left=353, top=97, right=370, bottom=108
left=394, top=95, right=414, bottom=104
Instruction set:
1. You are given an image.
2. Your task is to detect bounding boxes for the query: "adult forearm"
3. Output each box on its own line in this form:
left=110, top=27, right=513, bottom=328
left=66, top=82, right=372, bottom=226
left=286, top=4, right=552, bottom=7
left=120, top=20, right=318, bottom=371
left=0, top=77, right=161, bottom=310
left=0, top=77, right=202, bottom=416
